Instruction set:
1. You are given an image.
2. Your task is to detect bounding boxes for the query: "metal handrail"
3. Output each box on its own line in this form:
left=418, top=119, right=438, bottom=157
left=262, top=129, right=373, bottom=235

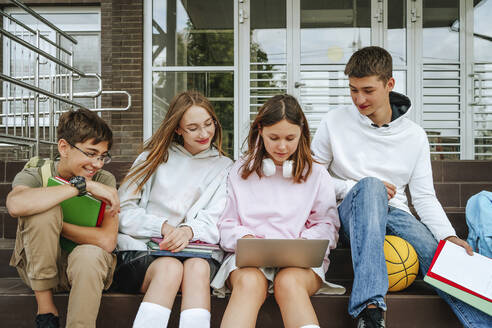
left=0, top=91, right=131, bottom=116
left=10, top=0, right=78, bottom=44
left=0, top=28, right=84, bottom=75
left=0, top=0, right=131, bottom=157
left=92, top=90, right=132, bottom=111
left=7, top=73, right=103, bottom=98
left=0, top=72, right=88, bottom=109
left=0, top=11, right=71, bottom=55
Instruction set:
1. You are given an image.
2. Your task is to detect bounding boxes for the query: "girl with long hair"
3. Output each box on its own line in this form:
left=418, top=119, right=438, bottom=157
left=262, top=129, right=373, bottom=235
left=112, top=91, right=232, bottom=328
left=211, top=94, right=345, bottom=328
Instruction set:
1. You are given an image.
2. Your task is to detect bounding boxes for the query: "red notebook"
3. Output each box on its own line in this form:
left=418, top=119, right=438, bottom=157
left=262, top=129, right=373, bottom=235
left=424, top=240, right=492, bottom=315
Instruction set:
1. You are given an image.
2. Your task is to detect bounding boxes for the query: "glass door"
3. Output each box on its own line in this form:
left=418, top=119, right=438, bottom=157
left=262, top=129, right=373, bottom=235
left=238, top=0, right=491, bottom=159
left=239, top=0, right=376, bottom=143
left=295, top=0, right=372, bottom=134
left=470, top=0, right=492, bottom=159
left=418, top=0, right=492, bottom=159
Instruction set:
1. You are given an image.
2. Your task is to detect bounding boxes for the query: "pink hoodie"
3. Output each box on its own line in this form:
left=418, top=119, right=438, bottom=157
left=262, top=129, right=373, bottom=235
left=218, top=159, right=340, bottom=272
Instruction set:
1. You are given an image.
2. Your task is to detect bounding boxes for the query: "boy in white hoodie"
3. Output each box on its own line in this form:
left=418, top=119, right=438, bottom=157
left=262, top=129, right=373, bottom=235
left=311, top=46, right=492, bottom=328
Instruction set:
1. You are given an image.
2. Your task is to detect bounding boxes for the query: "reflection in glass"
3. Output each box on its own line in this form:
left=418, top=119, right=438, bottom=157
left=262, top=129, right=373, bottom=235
left=152, top=71, right=234, bottom=156
left=423, top=0, right=459, bottom=61
left=300, top=0, right=370, bottom=65
left=250, top=0, right=287, bottom=116
left=152, top=0, right=234, bottom=67
left=473, top=1, right=492, bottom=159
left=474, top=0, right=492, bottom=62
left=387, top=0, right=406, bottom=66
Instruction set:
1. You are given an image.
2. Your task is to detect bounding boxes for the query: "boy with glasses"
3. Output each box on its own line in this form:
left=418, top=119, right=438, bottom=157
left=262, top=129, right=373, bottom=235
left=6, top=108, right=120, bottom=328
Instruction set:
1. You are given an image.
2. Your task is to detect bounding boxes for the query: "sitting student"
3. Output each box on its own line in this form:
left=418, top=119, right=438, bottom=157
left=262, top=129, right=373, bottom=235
left=6, top=109, right=119, bottom=328
left=211, top=94, right=345, bottom=328
left=311, top=46, right=492, bottom=327
left=113, top=91, right=232, bottom=328
left=465, top=191, right=492, bottom=258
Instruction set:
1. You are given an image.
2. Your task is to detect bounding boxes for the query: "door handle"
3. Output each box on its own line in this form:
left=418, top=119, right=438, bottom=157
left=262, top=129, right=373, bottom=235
left=294, top=82, right=306, bottom=89
left=469, top=73, right=484, bottom=106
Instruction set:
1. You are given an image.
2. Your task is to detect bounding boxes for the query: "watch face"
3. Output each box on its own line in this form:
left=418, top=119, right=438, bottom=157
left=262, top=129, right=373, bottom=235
left=70, top=176, right=86, bottom=195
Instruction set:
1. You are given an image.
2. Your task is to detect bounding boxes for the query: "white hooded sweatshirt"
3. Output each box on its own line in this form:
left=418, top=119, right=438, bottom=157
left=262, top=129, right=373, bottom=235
left=117, top=143, right=233, bottom=250
left=311, top=92, right=456, bottom=241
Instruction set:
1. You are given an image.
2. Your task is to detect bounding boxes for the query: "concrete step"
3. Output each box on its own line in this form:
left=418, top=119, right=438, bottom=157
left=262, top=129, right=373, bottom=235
left=0, top=278, right=461, bottom=328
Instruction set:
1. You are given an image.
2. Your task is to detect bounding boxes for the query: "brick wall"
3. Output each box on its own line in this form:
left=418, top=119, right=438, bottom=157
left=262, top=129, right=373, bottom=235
left=101, top=0, right=144, bottom=161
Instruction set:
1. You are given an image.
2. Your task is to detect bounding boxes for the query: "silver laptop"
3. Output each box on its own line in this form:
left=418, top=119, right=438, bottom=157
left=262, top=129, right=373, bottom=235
left=236, top=239, right=329, bottom=268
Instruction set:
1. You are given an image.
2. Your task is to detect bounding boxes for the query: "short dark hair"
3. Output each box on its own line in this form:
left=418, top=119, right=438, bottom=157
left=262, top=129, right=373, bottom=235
left=344, top=46, right=393, bottom=83
left=57, top=108, right=113, bottom=150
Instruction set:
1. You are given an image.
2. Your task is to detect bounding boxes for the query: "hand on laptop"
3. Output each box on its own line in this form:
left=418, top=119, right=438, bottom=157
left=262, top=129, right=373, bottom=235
left=242, top=234, right=256, bottom=239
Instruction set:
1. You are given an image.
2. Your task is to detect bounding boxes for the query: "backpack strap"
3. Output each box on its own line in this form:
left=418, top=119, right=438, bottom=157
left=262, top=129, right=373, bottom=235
left=24, top=156, right=54, bottom=187
left=39, top=160, right=53, bottom=187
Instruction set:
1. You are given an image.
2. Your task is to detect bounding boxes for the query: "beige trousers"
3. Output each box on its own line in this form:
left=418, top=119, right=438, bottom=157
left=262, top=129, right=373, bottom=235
left=10, top=206, right=116, bottom=328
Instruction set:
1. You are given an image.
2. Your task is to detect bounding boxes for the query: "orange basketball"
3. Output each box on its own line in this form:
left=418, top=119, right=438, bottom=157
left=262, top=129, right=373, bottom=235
left=384, top=235, right=419, bottom=292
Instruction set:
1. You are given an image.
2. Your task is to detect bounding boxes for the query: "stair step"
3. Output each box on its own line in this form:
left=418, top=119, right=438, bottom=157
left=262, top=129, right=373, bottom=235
left=435, top=161, right=492, bottom=183
left=0, top=278, right=461, bottom=328
left=0, top=247, right=359, bottom=279
left=3, top=211, right=17, bottom=239
left=0, top=208, right=471, bottom=241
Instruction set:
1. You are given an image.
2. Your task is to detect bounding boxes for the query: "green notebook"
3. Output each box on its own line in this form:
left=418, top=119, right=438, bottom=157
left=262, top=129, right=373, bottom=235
left=424, top=275, right=492, bottom=316
left=47, top=176, right=106, bottom=252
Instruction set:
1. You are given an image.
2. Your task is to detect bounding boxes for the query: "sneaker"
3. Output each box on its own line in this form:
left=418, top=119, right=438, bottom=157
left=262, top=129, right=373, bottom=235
left=357, top=307, right=385, bottom=328
left=35, top=313, right=60, bottom=328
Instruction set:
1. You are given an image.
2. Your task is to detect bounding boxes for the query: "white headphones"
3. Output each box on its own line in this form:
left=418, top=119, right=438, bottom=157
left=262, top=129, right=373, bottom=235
left=262, top=158, right=294, bottom=178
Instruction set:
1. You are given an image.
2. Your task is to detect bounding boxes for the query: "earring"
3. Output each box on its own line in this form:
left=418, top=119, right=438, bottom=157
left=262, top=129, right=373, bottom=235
left=262, top=158, right=294, bottom=178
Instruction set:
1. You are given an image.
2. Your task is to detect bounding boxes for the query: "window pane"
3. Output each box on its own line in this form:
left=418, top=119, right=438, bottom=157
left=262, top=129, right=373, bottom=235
left=300, top=0, right=371, bottom=65
left=387, top=0, right=406, bottom=66
left=423, top=0, right=459, bottom=62
left=152, top=0, right=234, bottom=67
left=152, top=71, right=234, bottom=156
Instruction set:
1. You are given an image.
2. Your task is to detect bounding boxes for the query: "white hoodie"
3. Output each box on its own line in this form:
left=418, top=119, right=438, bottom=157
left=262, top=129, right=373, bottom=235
left=117, top=143, right=233, bottom=250
left=311, top=92, right=456, bottom=241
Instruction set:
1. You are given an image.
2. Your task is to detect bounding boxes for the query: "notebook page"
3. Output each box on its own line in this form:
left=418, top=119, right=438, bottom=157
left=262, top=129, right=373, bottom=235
left=431, top=241, right=492, bottom=300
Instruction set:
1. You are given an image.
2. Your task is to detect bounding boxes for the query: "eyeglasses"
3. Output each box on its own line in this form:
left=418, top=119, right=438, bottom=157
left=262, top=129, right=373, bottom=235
left=68, top=142, right=112, bottom=164
left=180, top=119, right=216, bottom=136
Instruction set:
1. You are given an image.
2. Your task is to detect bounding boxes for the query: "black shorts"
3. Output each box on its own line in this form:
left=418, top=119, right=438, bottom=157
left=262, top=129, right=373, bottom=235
left=109, top=250, right=220, bottom=294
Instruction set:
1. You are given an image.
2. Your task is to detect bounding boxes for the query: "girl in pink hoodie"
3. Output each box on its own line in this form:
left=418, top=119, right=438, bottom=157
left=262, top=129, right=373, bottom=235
left=211, top=94, right=345, bottom=328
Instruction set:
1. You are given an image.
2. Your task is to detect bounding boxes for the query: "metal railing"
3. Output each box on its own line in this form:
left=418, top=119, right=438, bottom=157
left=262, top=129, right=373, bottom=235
left=0, top=0, right=131, bottom=157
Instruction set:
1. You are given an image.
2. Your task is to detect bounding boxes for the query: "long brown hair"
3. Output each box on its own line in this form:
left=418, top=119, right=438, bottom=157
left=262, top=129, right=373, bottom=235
left=124, top=91, right=224, bottom=193
left=241, top=94, right=313, bottom=183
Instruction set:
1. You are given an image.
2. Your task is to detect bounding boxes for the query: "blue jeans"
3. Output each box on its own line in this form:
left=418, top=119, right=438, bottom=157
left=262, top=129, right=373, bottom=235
left=338, top=177, right=492, bottom=327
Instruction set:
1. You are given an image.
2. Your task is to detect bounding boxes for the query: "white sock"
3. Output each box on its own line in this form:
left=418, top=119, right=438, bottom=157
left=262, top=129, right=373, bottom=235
left=300, top=325, right=320, bottom=328
left=178, top=308, right=211, bottom=328
left=133, top=302, right=171, bottom=328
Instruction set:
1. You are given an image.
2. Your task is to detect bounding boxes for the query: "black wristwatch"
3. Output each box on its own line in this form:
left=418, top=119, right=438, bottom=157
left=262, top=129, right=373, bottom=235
left=69, top=176, right=87, bottom=196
